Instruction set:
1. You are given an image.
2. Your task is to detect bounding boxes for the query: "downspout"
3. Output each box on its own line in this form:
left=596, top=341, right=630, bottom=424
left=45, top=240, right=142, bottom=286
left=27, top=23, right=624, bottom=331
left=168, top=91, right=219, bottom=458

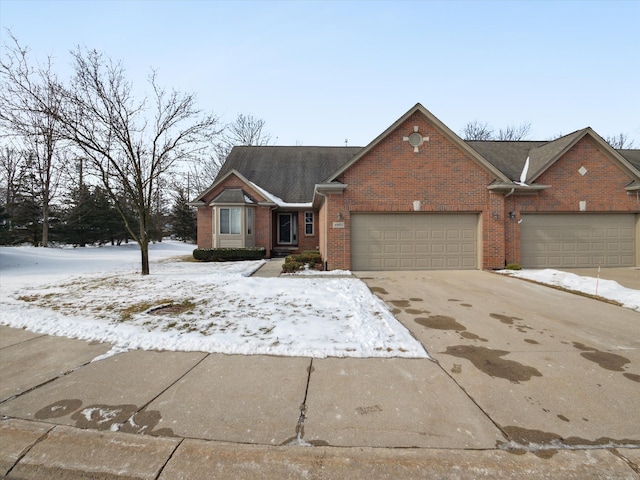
left=269, top=205, right=277, bottom=257
left=503, top=187, right=515, bottom=267
left=315, top=190, right=329, bottom=271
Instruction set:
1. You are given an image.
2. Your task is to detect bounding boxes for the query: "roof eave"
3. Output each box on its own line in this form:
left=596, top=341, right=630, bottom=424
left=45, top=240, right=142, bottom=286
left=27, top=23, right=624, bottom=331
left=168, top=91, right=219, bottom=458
left=312, top=183, right=348, bottom=208
left=487, top=183, right=551, bottom=194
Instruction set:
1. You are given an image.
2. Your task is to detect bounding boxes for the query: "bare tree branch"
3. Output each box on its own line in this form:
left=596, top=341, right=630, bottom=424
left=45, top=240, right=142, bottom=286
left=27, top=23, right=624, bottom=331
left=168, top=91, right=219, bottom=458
left=461, top=120, right=493, bottom=140
left=0, top=31, right=69, bottom=246
left=606, top=133, right=635, bottom=149
left=54, top=47, right=220, bottom=274
left=497, top=122, right=531, bottom=141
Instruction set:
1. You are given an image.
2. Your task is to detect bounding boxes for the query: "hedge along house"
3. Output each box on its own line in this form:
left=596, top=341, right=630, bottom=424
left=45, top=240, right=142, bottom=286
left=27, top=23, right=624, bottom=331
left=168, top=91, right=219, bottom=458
left=191, top=103, right=640, bottom=271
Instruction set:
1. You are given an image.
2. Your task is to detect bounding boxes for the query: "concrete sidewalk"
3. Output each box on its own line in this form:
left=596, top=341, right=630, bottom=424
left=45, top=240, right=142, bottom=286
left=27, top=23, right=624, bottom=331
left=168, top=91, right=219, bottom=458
left=2, top=324, right=638, bottom=479
left=1, top=266, right=639, bottom=479
left=1, top=329, right=637, bottom=479
left=251, top=258, right=285, bottom=277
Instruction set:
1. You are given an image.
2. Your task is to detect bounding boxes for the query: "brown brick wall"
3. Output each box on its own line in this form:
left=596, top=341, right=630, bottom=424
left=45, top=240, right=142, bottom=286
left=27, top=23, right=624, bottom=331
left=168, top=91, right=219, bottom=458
left=196, top=207, right=213, bottom=249
left=298, top=211, right=320, bottom=252
left=521, top=137, right=639, bottom=213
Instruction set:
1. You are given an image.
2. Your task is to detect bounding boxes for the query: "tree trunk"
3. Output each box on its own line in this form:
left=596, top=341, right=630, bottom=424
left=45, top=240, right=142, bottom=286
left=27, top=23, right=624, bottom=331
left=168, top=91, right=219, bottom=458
left=140, top=241, right=150, bottom=275
left=42, top=202, right=49, bottom=247
left=139, top=214, right=150, bottom=275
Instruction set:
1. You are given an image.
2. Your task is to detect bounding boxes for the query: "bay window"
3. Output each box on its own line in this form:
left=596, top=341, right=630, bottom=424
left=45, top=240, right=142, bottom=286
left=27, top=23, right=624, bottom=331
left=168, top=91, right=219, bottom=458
left=220, top=207, right=241, bottom=234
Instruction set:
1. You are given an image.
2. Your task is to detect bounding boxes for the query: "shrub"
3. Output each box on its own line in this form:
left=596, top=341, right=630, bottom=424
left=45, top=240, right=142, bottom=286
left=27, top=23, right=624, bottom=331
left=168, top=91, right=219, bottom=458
left=193, top=247, right=266, bottom=262
left=505, top=263, right=522, bottom=270
left=281, top=260, right=305, bottom=273
left=282, top=250, right=323, bottom=273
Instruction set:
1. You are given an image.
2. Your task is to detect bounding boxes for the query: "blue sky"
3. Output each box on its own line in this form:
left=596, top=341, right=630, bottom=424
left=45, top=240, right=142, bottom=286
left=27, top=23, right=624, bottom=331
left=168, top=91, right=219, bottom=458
left=1, top=0, right=639, bottom=146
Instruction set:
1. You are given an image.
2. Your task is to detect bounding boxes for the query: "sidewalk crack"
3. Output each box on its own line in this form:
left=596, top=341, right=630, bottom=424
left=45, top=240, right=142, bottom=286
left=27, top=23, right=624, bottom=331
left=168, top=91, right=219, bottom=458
left=284, top=358, right=314, bottom=446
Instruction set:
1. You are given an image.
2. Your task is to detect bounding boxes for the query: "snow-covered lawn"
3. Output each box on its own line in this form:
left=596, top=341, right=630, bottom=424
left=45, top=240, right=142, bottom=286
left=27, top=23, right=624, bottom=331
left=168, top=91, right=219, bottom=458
left=0, top=242, right=428, bottom=359
left=499, top=269, right=640, bottom=313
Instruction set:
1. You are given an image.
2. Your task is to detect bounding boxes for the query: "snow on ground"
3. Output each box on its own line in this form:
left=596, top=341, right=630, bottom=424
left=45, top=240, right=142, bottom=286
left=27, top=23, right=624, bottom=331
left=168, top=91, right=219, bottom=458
left=499, top=268, right=640, bottom=313
left=0, top=242, right=428, bottom=359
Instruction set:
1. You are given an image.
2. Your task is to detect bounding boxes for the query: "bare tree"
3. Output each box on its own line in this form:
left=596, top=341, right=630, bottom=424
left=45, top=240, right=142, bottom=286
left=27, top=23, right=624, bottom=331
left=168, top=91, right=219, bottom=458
left=606, top=133, right=635, bottom=149
left=461, top=120, right=493, bottom=140
left=0, top=145, right=25, bottom=212
left=0, top=145, right=27, bottom=239
left=462, top=120, right=531, bottom=141
left=186, top=113, right=273, bottom=198
left=0, top=33, right=68, bottom=246
left=55, top=48, right=220, bottom=274
left=225, top=113, right=272, bottom=147
left=497, top=122, right=531, bottom=141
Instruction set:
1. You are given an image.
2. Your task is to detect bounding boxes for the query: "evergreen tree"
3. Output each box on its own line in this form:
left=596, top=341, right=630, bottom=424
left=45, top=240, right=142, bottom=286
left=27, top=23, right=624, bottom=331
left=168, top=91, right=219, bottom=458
left=61, top=184, right=94, bottom=246
left=0, top=204, right=10, bottom=244
left=170, top=188, right=196, bottom=242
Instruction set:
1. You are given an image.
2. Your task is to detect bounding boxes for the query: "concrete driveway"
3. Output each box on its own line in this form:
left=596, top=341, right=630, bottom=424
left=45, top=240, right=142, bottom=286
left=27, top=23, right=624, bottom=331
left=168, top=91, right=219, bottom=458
left=355, top=269, right=640, bottom=453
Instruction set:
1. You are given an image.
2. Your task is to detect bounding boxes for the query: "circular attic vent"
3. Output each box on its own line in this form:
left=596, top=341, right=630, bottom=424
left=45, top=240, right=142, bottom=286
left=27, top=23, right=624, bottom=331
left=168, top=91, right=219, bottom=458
left=408, top=132, right=423, bottom=147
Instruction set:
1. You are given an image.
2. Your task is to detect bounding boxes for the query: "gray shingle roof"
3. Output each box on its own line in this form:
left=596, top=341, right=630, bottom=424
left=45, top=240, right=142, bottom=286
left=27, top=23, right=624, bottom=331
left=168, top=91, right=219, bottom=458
left=618, top=149, right=640, bottom=171
left=216, top=146, right=361, bottom=203
left=467, top=130, right=590, bottom=183
left=211, top=188, right=254, bottom=204
left=207, top=134, right=640, bottom=203
left=466, top=140, right=546, bottom=181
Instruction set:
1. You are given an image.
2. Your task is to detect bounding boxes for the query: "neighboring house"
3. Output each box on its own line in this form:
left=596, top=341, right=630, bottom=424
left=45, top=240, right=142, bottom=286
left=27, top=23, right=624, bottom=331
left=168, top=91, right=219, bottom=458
left=191, top=103, right=640, bottom=271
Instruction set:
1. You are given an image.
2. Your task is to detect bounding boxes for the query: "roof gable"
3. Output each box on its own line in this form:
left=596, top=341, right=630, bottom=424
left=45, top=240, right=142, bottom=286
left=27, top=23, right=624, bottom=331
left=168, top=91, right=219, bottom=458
left=326, top=103, right=510, bottom=182
left=527, top=128, right=640, bottom=183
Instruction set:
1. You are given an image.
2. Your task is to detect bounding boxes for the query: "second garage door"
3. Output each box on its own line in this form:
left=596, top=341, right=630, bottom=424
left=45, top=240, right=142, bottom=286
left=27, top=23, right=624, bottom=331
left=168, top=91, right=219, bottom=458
left=350, top=213, right=479, bottom=271
left=520, top=213, right=636, bottom=268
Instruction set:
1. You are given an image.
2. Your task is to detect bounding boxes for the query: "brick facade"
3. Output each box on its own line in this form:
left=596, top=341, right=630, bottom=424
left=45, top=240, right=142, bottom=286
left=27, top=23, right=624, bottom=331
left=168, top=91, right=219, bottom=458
left=194, top=105, right=640, bottom=270
left=324, top=112, right=507, bottom=270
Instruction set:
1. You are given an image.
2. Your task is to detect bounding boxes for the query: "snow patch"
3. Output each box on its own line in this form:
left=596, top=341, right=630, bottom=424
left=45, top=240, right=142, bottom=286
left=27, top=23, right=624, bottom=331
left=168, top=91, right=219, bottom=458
left=499, top=268, right=640, bottom=312
left=0, top=241, right=428, bottom=359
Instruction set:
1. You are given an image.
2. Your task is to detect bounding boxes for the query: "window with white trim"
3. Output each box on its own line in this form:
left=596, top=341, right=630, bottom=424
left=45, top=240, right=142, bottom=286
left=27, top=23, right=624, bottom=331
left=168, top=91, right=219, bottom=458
left=304, top=211, right=314, bottom=235
left=220, top=207, right=241, bottom=234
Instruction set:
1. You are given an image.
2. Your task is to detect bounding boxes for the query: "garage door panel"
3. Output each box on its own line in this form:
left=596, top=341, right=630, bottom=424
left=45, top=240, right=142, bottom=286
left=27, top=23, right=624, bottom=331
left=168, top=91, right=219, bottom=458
left=521, top=214, right=635, bottom=268
left=431, top=258, right=446, bottom=269
left=462, top=244, right=476, bottom=254
left=351, top=213, right=478, bottom=271
left=384, top=244, right=398, bottom=254
left=432, top=244, right=445, bottom=254
left=447, top=244, right=461, bottom=254
left=416, top=244, right=429, bottom=254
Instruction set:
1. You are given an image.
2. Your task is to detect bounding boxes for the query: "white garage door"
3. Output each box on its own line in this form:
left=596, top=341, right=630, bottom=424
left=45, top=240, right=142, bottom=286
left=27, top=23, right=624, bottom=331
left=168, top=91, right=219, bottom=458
left=350, top=213, right=478, bottom=271
left=520, top=214, right=636, bottom=268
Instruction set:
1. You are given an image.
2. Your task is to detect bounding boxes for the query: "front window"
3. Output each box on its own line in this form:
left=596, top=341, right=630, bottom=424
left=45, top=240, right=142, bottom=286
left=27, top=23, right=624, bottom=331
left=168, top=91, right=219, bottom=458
left=220, top=207, right=241, bottom=234
left=304, top=211, right=314, bottom=235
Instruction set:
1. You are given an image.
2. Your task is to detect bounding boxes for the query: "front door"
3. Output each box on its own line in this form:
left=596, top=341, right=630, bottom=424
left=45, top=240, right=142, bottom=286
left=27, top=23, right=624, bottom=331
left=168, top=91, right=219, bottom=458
left=277, top=213, right=297, bottom=245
